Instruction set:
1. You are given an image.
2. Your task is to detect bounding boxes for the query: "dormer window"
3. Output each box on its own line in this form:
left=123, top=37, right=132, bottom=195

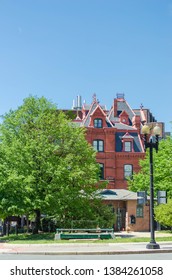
left=122, top=132, right=134, bottom=152
left=119, top=110, right=129, bottom=125
left=94, top=118, right=103, bottom=128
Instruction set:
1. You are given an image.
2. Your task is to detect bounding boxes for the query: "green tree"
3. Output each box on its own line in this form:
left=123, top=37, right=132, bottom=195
left=128, top=137, right=172, bottom=198
left=155, top=200, right=172, bottom=228
left=0, top=96, right=112, bottom=233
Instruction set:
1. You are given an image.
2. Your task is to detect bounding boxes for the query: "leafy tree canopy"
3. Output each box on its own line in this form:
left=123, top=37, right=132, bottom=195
left=0, top=96, right=112, bottom=232
left=155, top=200, right=172, bottom=228
left=128, top=136, right=172, bottom=198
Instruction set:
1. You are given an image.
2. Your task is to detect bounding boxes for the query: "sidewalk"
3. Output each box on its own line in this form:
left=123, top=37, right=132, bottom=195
left=0, top=231, right=172, bottom=255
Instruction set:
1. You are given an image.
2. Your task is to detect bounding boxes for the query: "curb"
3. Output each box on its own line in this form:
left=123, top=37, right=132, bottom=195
left=1, top=249, right=172, bottom=255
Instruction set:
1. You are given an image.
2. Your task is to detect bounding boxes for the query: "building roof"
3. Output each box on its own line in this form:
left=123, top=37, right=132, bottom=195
left=115, top=132, right=142, bottom=152
left=82, top=101, right=113, bottom=128
left=108, top=98, right=135, bottom=126
left=113, top=122, right=136, bottom=130
left=82, top=101, right=98, bottom=127
left=99, top=189, right=147, bottom=201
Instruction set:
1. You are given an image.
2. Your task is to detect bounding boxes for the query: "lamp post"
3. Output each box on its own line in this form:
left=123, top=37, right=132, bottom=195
left=141, top=123, right=161, bottom=249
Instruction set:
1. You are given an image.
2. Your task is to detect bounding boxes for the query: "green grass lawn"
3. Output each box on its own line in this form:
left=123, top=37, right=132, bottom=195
left=0, top=231, right=172, bottom=244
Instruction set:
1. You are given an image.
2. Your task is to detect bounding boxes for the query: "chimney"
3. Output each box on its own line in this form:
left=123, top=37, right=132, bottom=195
left=77, top=95, right=82, bottom=109
left=132, top=115, right=141, bottom=133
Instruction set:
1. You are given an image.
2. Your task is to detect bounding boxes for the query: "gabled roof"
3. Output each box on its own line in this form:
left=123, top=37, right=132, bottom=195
left=82, top=101, right=98, bottom=127
left=90, top=104, right=107, bottom=117
left=122, top=132, right=134, bottom=139
left=119, top=110, right=129, bottom=118
left=117, top=100, right=135, bottom=120
left=82, top=101, right=113, bottom=128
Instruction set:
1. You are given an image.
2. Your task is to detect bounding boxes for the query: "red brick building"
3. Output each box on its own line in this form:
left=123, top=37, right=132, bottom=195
left=71, top=93, right=164, bottom=231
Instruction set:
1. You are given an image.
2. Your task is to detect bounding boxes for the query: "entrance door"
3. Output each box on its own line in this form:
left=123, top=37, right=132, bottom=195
left=115, top=208, right=126, bottom=231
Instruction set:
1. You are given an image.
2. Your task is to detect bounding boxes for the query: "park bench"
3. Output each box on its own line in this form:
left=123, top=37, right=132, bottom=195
left=55, top=228, right=115, bottom=240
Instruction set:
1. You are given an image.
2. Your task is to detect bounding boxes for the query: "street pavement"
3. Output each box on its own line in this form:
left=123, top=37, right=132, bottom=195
left=0, top=231, right=172, bottom=256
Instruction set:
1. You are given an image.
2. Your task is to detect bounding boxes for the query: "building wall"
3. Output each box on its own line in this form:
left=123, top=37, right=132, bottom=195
left=73, top=96, right=164, bottom=191
left=103, top=199, right=150, bottom=232
left=86, top=127, right=145, bottom=189
left=114, top=153, right=144, bottom=189
left=71, top=95, right=163, bottom=232
left=126, top=200, right=150, bottom=232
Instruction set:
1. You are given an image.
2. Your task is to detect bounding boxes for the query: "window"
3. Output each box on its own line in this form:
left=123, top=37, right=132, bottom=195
left=136, top=205, right=143, bottom=217
left=124, top=164, right=133, bottom=179
left=99, top=163, right=104, bottom=180
left=93, top=140, right=104, bottom=152
left=94, top=118, right=103, bottom=128
left=124, top=141, right=132, bottom=152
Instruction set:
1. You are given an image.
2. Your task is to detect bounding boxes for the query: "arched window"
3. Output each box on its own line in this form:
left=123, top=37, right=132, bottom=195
left=94, top=118, right=103, bottom=128
left=122, top=132, right=134, bottom=152
left=93, top=140, right=104, bottom=152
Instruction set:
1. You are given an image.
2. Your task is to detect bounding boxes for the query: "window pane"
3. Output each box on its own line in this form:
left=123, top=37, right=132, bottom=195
left=93, top=140, right=98, bottom=151
left=99, top=140, right=104, bottom=151
left=136, top=205, right=143, bottom=217
left=124, top=164, right=133, bottom=179
left=124, top=141, right=131, bottom=152
left=93, top=140, right=104, bottom=152
left=94, top=118, right=103, bottom=128
left=99, top=163, right=104, bottom=179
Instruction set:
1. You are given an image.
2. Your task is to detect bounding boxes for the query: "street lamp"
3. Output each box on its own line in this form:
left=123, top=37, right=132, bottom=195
left=141, top=123, right=161, bottom=249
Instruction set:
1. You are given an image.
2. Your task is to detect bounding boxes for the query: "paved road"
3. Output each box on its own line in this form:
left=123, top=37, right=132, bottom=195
left=0, top=253, right=172, bottom=260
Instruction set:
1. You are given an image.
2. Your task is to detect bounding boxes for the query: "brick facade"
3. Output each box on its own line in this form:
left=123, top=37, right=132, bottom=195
left=71, top=94, right=164, bottom=231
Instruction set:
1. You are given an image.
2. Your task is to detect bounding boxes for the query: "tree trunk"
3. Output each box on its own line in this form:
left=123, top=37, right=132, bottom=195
left=6, top=221, right=9, bottom=236
left=26, top=215, right=29, bottom=233
left=2, top=219, right=6, bottom=236
left=32, top=209, right=41, bottom=234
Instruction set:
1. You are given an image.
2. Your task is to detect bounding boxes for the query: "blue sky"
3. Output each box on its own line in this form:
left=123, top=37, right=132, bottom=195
left=0, top=0, right=172, bottom=131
